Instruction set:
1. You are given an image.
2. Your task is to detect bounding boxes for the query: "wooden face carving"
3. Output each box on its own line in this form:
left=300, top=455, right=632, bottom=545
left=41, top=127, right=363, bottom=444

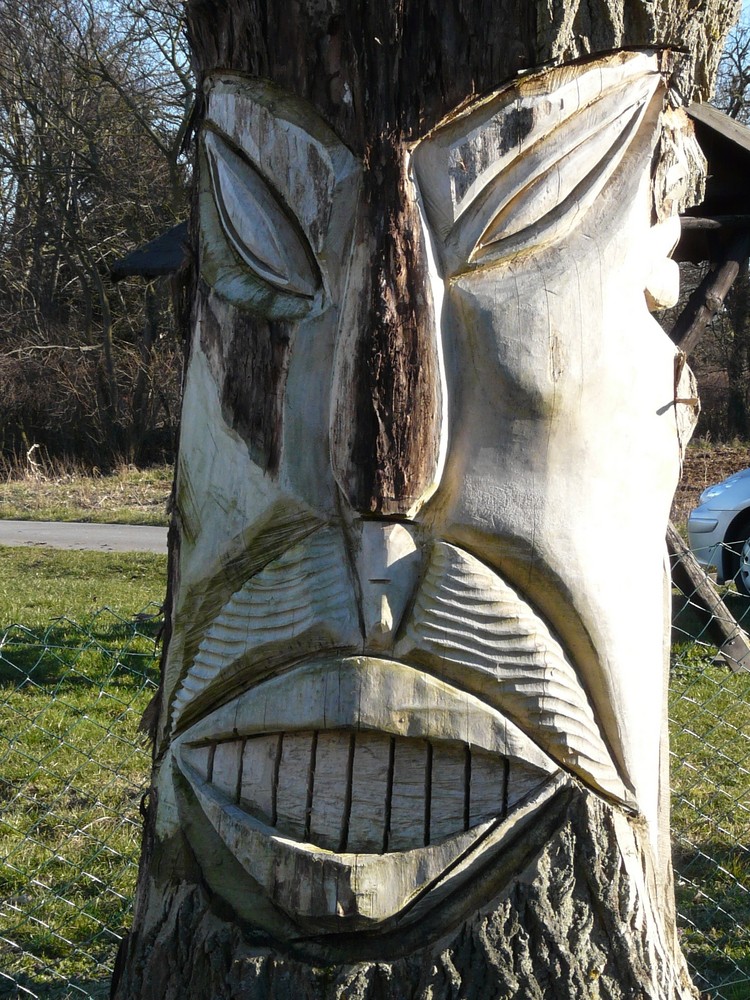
left=155, top=51, right=699, bottom=944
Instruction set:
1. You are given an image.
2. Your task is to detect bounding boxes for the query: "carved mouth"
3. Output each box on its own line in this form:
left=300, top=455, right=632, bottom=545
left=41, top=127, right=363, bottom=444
left=172, top=656, right=560, bottom=929
left=169, top=531, right=633, bottom=808
left=180, top=728, right=545, bottom=854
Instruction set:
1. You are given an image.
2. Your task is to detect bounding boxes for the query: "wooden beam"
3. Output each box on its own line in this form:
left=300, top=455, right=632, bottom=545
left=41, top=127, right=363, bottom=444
left=680, top=214, right=750, bottom=230
left=670, top=230, right=750, bottom=354
left=667, top=520, right=750, bottom=673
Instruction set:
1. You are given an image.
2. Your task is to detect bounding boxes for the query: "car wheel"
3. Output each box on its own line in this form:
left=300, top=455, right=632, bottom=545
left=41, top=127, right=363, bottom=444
left=725, top=527, right=750, bottom=596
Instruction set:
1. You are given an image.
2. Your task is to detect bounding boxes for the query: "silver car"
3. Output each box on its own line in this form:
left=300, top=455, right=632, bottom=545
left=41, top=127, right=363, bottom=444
left=687, top=466, right=750, bottom=594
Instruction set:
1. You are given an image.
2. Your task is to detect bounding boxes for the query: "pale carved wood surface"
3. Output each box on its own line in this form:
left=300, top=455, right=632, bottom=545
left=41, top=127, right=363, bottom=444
left=172, top=653, right=561, bottom=927
left=170, top=527, right=361, bottom=731
left=396, top=541, right=632, bottom=806
left=153, top=51, right=684, bottom=950
left=181, top=727, right=547, bottom=855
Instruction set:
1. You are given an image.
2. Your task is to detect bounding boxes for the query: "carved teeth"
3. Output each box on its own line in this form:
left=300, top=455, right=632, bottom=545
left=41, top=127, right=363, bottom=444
left=180, top=729, right=548, bottom=853
left=172, top=656, right=564, bottom=929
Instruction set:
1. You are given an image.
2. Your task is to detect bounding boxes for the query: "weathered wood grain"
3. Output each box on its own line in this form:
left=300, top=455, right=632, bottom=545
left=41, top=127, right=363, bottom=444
left=429, top=744, right=467, bottom=842
left=179, top=725, right=554, bottom=856
left=329, top=142, right=445, bottom=516
left=185, top=0, right=733, bottom=151
left=347, top=733, right=390, bottom=852
left=211, top=740, right=243, bottom=801
left=240, top=735, right=279, bottom=826
left=175, top=743, right=543, bottom=928
left=469, top=749, right=506, bottom=827
left=309, top=731, right=352, bottom=851
left=275, top=732, right=314, bottom=841
left=174, top=657, right=560, bottom=774
left=171, top=527, right=361, bottom=731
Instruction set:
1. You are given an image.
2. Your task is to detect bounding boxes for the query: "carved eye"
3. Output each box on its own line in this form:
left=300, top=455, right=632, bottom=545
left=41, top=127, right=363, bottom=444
left=472, top=101, right=646, bottom=259
left=204, top=129, right=319, bottom=298
left=445, top=77, right=660, bottom=272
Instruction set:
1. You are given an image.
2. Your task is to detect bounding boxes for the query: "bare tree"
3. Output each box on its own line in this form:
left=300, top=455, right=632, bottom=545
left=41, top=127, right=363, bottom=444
left=713, top=9, right=750, bottom=121
left=0, top=0, right=190, bottom=464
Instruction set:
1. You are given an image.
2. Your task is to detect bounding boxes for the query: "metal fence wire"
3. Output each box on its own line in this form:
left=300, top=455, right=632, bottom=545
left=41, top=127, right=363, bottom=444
left=0, top=557, right=748, bottom=1000
left=0, top=607, right=160, bottom=999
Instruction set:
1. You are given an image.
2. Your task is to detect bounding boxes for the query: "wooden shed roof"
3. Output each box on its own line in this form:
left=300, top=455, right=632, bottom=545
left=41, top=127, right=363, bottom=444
left=677, top=103, right=750, bottom=264
left=689, top=102, right=750, bottom=161
left=110, top=221, right=189, bottom=281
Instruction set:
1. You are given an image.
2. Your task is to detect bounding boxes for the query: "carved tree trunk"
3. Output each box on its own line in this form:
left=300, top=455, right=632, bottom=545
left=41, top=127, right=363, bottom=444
left=113, top=2, right=738, bottom=998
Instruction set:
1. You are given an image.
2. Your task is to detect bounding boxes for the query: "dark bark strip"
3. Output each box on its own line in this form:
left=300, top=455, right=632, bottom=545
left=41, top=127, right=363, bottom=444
left=337, top=143, right=443, bottom=515
left=186, top=0, right=536, bottom=153
left=200, top=299, right=291, bottom=474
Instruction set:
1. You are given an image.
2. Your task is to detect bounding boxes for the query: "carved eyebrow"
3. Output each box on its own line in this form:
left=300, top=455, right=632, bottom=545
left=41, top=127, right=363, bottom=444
left=412, top=52, right=666, bottom=274
left=450, top=82, right=660, bottom=270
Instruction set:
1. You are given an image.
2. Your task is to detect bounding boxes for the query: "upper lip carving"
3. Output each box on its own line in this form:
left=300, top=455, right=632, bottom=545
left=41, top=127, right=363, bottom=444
left=170, top=526, right=632, bottom=807
left=174, top=655, right=558, bottom=761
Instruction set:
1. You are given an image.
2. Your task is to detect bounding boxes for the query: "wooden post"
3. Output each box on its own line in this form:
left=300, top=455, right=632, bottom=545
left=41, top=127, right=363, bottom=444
left=112, top=3, right=740, bottom=997
left=667, top=520, right=750, bottom=671
left=670, top=229, right=750, bottom=354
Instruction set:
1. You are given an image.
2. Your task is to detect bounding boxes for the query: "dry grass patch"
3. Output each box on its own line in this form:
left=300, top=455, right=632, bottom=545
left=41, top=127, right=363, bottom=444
left=0, top=464, right=172, bottom=526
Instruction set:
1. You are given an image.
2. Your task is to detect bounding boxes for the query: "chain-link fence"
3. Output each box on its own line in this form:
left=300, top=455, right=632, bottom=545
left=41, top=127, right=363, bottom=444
left=670, top=542, right=750, bottom=1000
left=0, top=608, right=160, bottom=999
left=0, top=565, right=748, bottom=999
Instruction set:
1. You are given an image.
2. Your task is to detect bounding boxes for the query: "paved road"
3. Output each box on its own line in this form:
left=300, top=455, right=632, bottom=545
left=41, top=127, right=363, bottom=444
left=0, top=520, right=168, bottom=553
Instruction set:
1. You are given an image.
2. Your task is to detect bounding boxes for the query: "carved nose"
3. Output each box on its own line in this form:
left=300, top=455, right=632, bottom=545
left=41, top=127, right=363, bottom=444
left=353, top=520, right=421, bottom=653
left=330, top=144, right=445, bottom=519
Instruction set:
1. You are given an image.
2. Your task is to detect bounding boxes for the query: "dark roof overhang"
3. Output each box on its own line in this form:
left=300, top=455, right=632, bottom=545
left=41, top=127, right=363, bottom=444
left=110, top=221, right=189, bottom=281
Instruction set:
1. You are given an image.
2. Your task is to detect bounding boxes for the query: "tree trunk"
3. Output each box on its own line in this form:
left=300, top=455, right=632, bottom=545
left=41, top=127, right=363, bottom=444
left=113, top=2, right=739, bottom=997
left=114, top=786, right=696, bottom=1000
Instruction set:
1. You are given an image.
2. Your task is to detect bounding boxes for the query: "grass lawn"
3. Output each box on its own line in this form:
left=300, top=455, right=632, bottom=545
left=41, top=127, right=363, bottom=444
left=670, top=642, right=750, bottom=999
left=0, top=465, right=172, bottom=527
left=0, top=546, right=166, bottom=997
left=0, top=547, right=167, bottom=630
